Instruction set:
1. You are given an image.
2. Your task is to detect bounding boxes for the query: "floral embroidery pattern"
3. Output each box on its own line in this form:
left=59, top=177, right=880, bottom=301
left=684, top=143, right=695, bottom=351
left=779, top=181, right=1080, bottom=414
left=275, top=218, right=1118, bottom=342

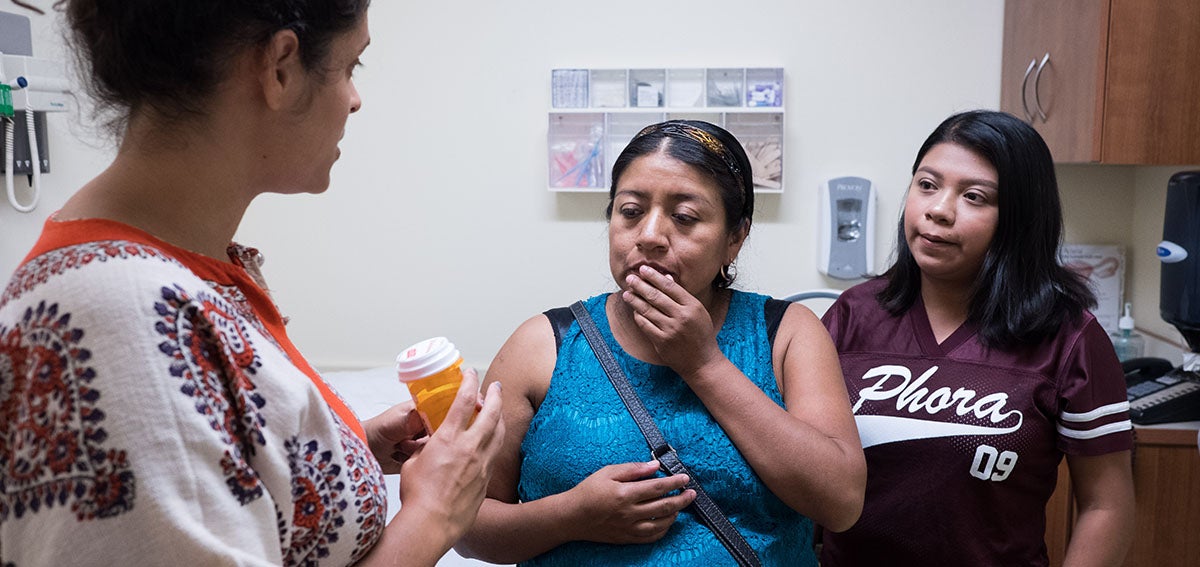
left=0, top=301, right=135, bottom=522
left=2, top=238, right=389, bottom=563
left=154, top=284, right=267, bottom=504
left=282, top=437, right=351, bottom=566
left=337, top=415, right=387, bottom=562
left=207, top=283, right=281, bottom=353
left=2, top=241, right=181, bottom=307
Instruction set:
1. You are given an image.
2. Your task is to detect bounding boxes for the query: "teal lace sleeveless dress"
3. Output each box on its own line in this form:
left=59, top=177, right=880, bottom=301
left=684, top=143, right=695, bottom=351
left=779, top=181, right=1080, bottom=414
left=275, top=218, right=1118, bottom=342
left=518, top=291, right=815, bottom=566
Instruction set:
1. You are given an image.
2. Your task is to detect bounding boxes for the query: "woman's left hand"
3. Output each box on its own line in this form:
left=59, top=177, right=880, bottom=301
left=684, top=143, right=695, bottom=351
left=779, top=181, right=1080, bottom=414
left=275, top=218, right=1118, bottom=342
left=364, top=401, right=429, bottom=474
left=621, top=265, right=722, bottom=375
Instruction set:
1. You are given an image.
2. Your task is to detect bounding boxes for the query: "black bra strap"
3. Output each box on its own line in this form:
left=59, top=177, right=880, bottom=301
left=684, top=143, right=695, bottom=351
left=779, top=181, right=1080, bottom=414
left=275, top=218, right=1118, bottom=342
left=544, top=306, right=575, bottom=352
left=764, top=298, right=789, bottom=348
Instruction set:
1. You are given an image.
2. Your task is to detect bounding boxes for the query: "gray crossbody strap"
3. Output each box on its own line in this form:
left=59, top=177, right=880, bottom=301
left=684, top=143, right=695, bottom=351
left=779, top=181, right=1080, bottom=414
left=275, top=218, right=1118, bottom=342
left=569, top=301, right=762, bottom=567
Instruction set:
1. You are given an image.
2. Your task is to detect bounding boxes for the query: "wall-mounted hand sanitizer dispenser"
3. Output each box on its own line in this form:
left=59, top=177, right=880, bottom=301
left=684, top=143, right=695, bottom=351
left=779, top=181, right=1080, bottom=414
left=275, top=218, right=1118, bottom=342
left=818, top=176, right=876, bottom=280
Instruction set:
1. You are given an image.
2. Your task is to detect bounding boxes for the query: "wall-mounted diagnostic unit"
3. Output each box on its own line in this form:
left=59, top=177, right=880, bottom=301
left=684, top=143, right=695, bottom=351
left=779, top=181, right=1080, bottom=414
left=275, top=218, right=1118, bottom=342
left=818, top=176, right=876, bottom=280
left=2, top=10, right=71, bottom=213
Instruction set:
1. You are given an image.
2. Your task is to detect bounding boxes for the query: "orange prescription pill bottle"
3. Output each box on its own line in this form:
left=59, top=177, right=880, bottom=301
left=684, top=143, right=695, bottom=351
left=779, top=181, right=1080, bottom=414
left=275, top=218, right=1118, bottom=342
left=395, top=337, right=464, bottom=433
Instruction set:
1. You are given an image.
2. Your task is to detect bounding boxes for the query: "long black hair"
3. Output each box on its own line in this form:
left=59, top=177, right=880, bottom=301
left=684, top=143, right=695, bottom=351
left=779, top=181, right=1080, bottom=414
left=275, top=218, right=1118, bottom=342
left=877, top=110, right=1095, bottom=348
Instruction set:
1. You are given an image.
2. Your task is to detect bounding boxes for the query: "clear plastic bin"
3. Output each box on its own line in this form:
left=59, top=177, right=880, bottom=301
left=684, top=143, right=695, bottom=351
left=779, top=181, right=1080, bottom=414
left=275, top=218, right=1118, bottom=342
left=667, top=69, right=706, bottom=108
left=629, top=69, right=666, bottom=108
left=548, top=113, right=605, bottom=189
left=724, top=112, right=784, bottom=191
left=705, top=68, right=745, bottom=107
left=590, top=69, right=628, bottom=108
left=744, top=68, right=784, bottom=108
left=548, top=67, right=785, bottom=192
left=605, top=113, right=664, bottom=186
left=551, top=69, right=589, bottom=108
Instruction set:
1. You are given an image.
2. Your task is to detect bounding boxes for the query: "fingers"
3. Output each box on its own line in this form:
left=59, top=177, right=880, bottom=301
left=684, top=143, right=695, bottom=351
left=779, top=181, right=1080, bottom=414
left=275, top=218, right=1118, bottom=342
left=391, top=436, right=427, bottom=463
left=637, top=489, right=696, bottom=522
left=653, top=488, right=697, bottom=512
left=437, top=371, right=504, bottom=466
left=627, top=489, right=697, bottom=543
left=364, top=401, right=429, bottom=473
left=471, top=381, right=505, bottom=454
left=366, top=401, right=422, bottom=443
left=603, top=460, right=663, bottom=482
left=626, top=515, right=676, bottom=543
left=438, top=367, right=482, bottom=432
left=634, top=470, right=692, bottom=501
left=574, top=462, right=698, bottom=546
left=602, top=462, right=692, bottom=505
left=476, top=380, right=503, bottom=425
left=625, top=265, right=687, bottom=306
left=621, top=281, right=673, bottom=335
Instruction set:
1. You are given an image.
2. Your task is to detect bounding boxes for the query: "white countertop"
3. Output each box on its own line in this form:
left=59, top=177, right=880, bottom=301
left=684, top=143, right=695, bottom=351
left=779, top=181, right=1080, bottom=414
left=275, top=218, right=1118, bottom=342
left=1136, top=421, right=1200, bottom=430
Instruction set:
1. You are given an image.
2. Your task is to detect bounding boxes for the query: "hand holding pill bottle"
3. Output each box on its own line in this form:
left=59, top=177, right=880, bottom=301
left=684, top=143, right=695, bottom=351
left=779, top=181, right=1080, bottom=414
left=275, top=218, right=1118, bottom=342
left=395, top=337, right=469, bottom=433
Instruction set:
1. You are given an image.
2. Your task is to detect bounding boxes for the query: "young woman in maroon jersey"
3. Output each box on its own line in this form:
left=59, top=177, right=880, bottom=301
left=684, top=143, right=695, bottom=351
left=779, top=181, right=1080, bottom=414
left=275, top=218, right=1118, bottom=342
left=820, top=110, right=1135, bottom=566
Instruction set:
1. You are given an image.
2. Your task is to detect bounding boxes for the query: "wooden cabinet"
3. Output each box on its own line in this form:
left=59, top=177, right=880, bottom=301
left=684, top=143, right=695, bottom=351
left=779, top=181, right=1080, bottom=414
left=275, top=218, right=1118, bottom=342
left=1001, top=0, right=1200, bottom=165
left=1123, top=428, right=1200, bottom=566
left=1045, top=427, right=1200, bottom=566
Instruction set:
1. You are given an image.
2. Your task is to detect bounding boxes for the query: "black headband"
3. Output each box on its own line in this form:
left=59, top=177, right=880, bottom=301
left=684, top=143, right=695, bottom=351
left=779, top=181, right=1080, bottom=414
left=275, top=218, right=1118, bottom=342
left=632, top=122, right=747, bottom=197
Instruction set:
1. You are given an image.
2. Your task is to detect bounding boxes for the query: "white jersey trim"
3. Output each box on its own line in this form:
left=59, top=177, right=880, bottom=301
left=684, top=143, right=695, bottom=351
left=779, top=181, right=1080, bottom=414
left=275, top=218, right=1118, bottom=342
left=1060, top=401, right=1130, bottom=423
left=856, top=414, right=1022, bottom=448
left=1056, top=420, right=1133, bottom=440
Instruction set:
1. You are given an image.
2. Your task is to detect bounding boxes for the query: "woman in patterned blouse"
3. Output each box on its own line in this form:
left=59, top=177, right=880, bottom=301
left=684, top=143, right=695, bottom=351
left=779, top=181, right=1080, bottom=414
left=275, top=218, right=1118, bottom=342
left=0, top=1, right=504, bottom=565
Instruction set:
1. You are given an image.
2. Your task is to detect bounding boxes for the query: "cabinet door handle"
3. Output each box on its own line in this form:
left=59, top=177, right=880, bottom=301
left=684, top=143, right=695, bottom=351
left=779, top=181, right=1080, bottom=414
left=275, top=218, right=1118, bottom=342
left=1033, top=52, right=1050, bottom=122
left=1021, top=58, right=1037, bottom=123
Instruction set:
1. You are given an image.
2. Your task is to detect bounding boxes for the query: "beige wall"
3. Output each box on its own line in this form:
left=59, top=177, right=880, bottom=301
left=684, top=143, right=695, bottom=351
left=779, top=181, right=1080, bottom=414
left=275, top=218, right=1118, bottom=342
left=242, top=0, right=1007, bottom=370
left=3, top=1, right=1192, bottom=371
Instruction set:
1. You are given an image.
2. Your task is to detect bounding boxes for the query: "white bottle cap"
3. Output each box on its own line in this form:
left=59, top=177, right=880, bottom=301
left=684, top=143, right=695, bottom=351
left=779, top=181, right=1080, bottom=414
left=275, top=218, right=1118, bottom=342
left=1118, top=302, right=1135, bottom=331
left=395, top=337, right=460, bottom=382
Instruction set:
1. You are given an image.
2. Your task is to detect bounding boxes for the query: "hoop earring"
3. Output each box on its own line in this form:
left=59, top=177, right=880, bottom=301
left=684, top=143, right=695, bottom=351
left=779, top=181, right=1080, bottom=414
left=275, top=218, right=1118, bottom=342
left=718, top=261, right=737, bottom=288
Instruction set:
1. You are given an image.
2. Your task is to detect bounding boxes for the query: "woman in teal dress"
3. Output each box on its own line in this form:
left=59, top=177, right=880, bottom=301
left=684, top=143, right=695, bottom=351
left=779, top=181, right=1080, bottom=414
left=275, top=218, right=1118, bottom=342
left=456, top=120, right=866, bottom=566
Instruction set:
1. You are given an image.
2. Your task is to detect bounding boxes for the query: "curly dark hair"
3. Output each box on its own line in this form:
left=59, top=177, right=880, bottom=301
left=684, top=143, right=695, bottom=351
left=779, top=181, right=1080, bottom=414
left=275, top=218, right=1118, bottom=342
left=54, top=0, right=369, bottom=133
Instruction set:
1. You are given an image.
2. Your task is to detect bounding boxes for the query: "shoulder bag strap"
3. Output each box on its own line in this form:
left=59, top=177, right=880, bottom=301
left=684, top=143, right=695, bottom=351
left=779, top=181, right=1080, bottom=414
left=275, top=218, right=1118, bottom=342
left=569, top=301, right=762, bottom=567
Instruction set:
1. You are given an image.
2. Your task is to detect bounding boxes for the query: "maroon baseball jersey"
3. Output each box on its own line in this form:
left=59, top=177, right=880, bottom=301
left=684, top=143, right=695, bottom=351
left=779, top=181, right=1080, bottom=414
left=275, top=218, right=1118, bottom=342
left=821, top=278, right=1133, bottom=566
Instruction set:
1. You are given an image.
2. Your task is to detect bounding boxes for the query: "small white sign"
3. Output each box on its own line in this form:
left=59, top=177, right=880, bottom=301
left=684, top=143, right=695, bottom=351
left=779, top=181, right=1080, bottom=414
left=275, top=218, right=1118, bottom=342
left=1061, top=244, right=1124, bottom=333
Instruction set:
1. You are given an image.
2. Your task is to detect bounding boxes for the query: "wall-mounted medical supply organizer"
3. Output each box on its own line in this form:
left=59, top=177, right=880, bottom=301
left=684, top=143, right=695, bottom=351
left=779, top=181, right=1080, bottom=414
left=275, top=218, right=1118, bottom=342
left=548, top=67, right=785, bottom=193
